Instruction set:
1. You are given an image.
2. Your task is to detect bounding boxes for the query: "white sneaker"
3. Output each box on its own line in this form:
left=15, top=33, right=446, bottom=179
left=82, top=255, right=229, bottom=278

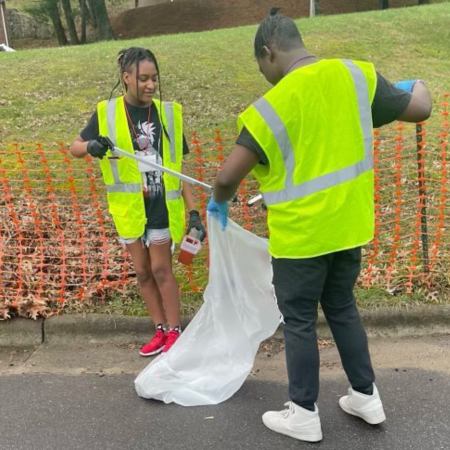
left=339, top=384, right=386, bottom=425
left=262, top=401, right=323, bottom=442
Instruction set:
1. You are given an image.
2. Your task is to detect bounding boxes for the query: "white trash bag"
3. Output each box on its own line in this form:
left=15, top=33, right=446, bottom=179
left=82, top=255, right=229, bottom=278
left=134, top=216, right=281, bottom=406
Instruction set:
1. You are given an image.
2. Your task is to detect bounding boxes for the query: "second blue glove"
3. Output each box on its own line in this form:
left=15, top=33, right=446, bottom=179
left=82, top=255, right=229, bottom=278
left=207, top=197, right=229, bottom=231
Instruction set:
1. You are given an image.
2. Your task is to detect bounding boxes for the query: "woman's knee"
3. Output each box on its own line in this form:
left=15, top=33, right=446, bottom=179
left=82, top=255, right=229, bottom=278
left=151, top=264, right=173, bottom=286
left=135, top=267, right=154, bottom=286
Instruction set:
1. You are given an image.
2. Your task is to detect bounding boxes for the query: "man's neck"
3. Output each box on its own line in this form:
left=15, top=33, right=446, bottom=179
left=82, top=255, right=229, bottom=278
left=281, top=50, right=318, bottom=77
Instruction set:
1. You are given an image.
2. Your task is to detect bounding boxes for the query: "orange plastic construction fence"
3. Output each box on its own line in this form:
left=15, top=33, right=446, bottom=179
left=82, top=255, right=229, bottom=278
left=0, top=94, right=448, bottom=319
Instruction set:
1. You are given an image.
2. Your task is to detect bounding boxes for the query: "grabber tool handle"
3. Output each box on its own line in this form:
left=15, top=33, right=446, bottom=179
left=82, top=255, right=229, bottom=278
left=103, top=138, right=213, bottom=192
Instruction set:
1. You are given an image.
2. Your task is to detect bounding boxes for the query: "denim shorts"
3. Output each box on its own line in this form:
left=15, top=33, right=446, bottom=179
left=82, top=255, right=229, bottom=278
left=120, top=228, right=172, bottom=248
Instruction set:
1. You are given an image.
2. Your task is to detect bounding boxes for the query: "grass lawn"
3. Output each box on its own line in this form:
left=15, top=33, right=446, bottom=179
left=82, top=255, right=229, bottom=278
left=65, top=287, right=437, bottom=318
left=1, top=3, right=449, bottom=144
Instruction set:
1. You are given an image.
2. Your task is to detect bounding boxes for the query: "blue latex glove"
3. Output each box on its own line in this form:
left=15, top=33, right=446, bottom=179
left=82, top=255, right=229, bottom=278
left=207, top=197, right=229, bottom=230
left=395, top=80, right=417, bottom=93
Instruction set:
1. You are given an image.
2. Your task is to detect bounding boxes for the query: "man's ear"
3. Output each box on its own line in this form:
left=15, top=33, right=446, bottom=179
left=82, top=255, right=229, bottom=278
left=262, top=45, right=274, bottom=62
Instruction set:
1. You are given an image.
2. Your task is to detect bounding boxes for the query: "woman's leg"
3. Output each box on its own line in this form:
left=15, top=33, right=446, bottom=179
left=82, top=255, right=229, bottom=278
left=149, top=239, right=181, bottom=329
left=126, top=239, right=166, bottom=325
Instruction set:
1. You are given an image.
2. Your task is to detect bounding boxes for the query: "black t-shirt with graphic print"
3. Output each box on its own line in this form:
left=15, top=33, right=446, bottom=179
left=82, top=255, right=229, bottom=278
left=80, top=101, right=189, bottom=230
left=236, top=72, right=412, bottom=165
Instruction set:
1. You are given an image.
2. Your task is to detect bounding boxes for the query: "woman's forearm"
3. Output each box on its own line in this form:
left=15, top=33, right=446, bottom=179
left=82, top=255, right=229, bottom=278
left=182, top=177, right=197, bottom=212
left=70, top=137, right=89, bottom=159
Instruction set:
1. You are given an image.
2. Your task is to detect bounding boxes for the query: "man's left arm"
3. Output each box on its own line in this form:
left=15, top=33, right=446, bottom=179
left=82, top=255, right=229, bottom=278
left=207, top=145, right=260, bottom=229
left=213, top=145, right=260, bottom=202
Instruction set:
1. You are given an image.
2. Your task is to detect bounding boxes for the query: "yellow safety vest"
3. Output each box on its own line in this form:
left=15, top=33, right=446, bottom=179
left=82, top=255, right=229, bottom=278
left=238, top=59, right=377, bottom=258
left=97, top=96, right=185, bottom=243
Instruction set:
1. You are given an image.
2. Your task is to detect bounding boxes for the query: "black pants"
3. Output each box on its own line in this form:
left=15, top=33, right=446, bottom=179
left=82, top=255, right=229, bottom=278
left=272, top=247, right=375, bottom=409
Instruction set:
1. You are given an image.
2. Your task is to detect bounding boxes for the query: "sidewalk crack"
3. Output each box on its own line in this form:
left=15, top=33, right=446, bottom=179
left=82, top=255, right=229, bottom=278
left=41, top=318, right=46, bottom=344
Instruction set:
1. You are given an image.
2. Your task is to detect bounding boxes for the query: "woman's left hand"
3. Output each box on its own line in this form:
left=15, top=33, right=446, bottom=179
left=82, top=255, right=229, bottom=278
left=187, top=210, right=207, bottom=242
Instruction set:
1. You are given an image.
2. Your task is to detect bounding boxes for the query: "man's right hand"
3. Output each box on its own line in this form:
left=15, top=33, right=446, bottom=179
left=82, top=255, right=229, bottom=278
left=87, top=136, right=111, bottom=159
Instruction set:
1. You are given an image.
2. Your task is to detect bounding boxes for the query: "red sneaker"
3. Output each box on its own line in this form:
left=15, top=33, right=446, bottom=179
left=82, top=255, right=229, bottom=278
left=140, top=329, right=167, bottom=356
left=163, top=329, right=180, bottom=353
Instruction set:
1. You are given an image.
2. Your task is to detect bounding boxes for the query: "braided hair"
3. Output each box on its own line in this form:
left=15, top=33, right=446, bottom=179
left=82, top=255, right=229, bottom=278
left=254, top=7, right=304, bottom=58
left=110, top=47, right=169, bottom=143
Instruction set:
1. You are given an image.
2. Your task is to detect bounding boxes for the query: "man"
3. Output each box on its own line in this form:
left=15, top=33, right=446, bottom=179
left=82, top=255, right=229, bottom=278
left=207, top=8, right=432, bottom=443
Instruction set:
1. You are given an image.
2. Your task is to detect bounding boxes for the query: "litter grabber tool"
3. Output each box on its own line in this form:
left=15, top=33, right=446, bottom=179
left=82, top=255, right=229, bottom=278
left=102, top=137, right=213, bottom=192
left=102, top=138, right=244, bottom=203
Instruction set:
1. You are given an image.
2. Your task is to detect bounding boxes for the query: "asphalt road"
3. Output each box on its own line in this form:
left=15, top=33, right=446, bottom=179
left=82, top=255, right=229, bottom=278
left=1, top=341, right=450, bottom=450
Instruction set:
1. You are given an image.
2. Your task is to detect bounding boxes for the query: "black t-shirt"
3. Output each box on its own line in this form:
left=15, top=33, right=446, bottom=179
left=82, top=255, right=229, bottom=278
left=80, top=101, right=189, bottom=230
left=236, top=72, right=412, bottom=165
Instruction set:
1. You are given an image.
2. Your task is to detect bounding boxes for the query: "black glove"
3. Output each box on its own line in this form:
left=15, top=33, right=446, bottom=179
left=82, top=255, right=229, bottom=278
left=87, top=136, right=111, bottom=159
left=187, top=210, right=206, bottom=242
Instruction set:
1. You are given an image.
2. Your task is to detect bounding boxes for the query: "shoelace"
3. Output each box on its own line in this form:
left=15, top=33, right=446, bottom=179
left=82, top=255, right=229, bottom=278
left=279, top=402, right=295, bottom=418
left=152, top=330, right=165, bottom=342
left=166, top=330, right=180, bottom=346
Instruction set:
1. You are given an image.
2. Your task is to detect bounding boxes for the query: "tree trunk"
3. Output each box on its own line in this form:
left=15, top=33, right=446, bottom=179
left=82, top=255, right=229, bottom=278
left=135, top=0, right=139, bottom=7
left=47, top=0, right=68, bottom=45
left=87, top=0, right=97, bottom=29
left=314, top=0, right=321, bottom=15
left=78, top=0, right=88, bottom=43
left=60, top=0, right=79, bottom=45
left=380, top=0, right=389, bottom=9
left=90, top=0, right=114, bottom=40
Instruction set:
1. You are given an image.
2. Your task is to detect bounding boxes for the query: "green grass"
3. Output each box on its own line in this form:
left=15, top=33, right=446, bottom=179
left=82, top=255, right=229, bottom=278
left=64, top=287, right=448, bottom=319
left=65, top=289, right=204, bottom=317
left=1, top=3, right=450, bottom=144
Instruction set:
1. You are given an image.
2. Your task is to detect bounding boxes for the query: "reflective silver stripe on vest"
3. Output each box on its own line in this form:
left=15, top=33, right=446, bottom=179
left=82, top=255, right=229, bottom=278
left=166, top=190, right=182, bottom=200
left=106, top=100, right=117, bottom=144
left=164, top=102, right=177, bottom=163
left=106, top=99, right=121, bottom=184
left=109, top=159, right=121, bottom=184
left=342, top=60, right=373, bottom=164
left=106, top=184, right=142, bottom=193
left=255, top=59, right=373, bottom=206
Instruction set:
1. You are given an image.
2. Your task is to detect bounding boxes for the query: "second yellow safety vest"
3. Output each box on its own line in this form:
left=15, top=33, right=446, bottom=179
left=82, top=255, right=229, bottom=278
left=238, top=59, right=377, bottom=258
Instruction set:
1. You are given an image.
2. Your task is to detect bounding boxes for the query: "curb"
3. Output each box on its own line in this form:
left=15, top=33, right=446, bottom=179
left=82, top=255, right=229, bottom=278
left=0, top=318, right=44, bottom=346
left=316, top=305, right=450, bottom=339
left=1, top=306, right=449, bottom=346
left=43, top=314, right=192, bottom=345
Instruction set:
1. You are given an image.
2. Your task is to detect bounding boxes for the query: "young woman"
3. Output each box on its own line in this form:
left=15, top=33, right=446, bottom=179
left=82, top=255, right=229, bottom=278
left=71, top=47, right=206, bottom=356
